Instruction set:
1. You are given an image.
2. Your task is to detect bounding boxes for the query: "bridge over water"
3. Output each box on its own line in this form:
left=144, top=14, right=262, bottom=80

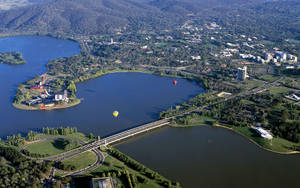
left=45, top=119, right=170, bottom=161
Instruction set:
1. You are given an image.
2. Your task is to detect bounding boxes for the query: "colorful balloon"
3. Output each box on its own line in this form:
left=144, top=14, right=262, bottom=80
left=113, top=111, right=119, bottom=117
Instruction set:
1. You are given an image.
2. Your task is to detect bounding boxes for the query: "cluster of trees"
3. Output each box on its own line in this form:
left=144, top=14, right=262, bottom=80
left=109, top=148, right=181, bottom=188
left=0, top=52, right=26, bottom=65
left=56, top=161, right=76, bottom=171
left=22, top=149, right=48, bottom=158
left=14, top=88, right=24, bottom=104
left=67, top=81, right=77, bottom=98
left=26, top=130, right=38, bottom=141
left=281, top=78, right=300, bottom=90
left=4, top=130, right=38, bottom=147
left=5, top=133, right=25, bottom=147
left=0, top=146, right=51, bottom=187
left=42, top=127, right=78, bottom=136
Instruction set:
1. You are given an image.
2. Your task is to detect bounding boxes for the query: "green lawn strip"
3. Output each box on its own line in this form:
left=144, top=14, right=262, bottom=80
left=259, top=74, right=280, bottom=82
left=244, top=80, right=264, bottom=89
left=62, top=151, right=97, bottom=171
left=268, top=87, right=289, bottom=95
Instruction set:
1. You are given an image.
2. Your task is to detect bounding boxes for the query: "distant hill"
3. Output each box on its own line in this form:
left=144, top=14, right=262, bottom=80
left=0, top=0, right=286, bottom=36
left=0, top=0, right=169, bottom=35
left=0, top=0, right=51, bottom=11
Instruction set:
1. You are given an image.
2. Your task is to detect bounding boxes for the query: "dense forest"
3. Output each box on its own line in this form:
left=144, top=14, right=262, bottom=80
left=0, top=146, right=51, bottom=188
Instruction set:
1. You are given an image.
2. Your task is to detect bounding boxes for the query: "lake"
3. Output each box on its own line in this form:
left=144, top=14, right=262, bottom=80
left=0, top=35, right=204, bottom=137
left=1, top=36, right=300, bottom=188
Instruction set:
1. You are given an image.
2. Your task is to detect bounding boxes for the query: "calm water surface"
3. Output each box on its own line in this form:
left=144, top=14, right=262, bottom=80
left=1, top=36, right=300, bottom=188
left=116, top=126, right=300, bottom=188
left=0, top=36, right=203, bottom=137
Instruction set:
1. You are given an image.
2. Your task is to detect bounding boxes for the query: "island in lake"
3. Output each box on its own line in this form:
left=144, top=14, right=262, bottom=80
left=0, top=51, right=26, bottom=65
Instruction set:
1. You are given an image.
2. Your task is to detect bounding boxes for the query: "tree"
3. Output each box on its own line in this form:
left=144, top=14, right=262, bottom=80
left=89, top=133, right=94, bottom=139
left=67, top=81, right=77, bottom=97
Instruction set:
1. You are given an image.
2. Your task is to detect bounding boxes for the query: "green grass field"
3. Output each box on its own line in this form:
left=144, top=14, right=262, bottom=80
left=26, top=139, right=69, bottom=156
left=62, top=151, right=97, bottom=171
left=268, top=87, right=289, bottom=95
left=244, top=80, right=264, bottom=89
left=259, top=74, right=280, bottom=82
left=25, top=133, right=87, bottom=156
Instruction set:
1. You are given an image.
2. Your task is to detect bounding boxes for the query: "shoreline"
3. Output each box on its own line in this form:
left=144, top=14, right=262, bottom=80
left=13, top=99, right=81, bottom=111
left=12, top=68, right=184, bottom=111
left=214, top=124, right=300, bottom=155
left=171, top=123, right=300, bottom=155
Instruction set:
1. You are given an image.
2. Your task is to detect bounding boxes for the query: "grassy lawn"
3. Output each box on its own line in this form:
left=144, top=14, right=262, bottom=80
left=268, top=87, right=289, bottom=95
left=26, top=140, right=68, bottom=156
left=259, top=74, right=280, bottom=82
left=62, top=151, right=97, bottom=171
left=244, top=80, right=264, bottom=89
left=25, top=137, right=80, bottom=156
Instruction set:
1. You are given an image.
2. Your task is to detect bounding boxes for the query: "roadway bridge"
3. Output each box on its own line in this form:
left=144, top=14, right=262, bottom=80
left=45, top=119, right=170, bottom=161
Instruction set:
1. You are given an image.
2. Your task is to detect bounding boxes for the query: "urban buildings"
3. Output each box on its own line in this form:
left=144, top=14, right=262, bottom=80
left=236, top=66, right=248, bottom=80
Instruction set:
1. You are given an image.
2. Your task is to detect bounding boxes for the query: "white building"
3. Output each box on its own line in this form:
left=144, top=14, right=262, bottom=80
left=252, top=127, right=273, bottom=140
left=236, top=66, right=248, bottom=80
left=265, top=53, right=273, bottom=62
left=191, top=56, right=201, bottom=60
left=275, top=51, right=287, bottom=62
left=287, top=54, right=298, bottom=63
left=54, top=90, right=68, bottom=102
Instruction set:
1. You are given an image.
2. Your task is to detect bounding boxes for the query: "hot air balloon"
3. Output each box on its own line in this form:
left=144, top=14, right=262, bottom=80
left=113, top=111, right=119, bottom=117
left=173, top=80, right=178, bottom=85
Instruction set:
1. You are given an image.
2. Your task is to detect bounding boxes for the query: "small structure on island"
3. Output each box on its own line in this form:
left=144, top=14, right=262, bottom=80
left=90, top=177, right=118, bottom=188
left=252, top=126, right=273, bottom=140
left=54, top=90, right=68, bottom=102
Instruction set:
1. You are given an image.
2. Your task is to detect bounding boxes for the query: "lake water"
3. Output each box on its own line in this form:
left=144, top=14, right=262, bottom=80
left=1, top=36, right=300, bottom=188
left=0, top=36, right=204, bottom=137
left=116, top=126, right=300, bottom=188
